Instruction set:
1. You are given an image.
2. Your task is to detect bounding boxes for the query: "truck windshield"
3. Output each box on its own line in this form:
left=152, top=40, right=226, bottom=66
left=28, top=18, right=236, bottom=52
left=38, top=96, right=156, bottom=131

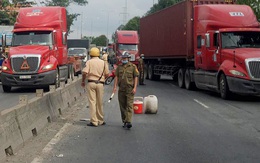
left=119, top=44, right=138, bottom=51
left=68, top=48, right=87, bottom=56
left=12, top=31, right=52, bottom=46
left=221, top=32, right=260, bottom=49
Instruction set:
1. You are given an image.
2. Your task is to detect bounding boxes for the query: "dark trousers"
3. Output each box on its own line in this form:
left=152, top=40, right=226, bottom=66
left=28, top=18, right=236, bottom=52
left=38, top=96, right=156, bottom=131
left=139, top=70, right=144, bottom=84
left=118, top=91, right=134, bottom=123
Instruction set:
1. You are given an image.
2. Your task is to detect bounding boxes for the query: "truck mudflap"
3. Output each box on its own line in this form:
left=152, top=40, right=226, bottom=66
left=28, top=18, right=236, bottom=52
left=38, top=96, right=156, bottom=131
left=1, top=70, right=56, bottom=87
left=226, top=76, right=260, bottom=95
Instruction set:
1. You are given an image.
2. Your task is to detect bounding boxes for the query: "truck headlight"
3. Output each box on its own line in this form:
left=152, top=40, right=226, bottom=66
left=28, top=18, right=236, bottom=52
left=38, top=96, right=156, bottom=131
left=42, top=64, right=54, bottom=70
left=229, top=70, right=246, bottom=77
left=2, top=66, right=9, bottom=71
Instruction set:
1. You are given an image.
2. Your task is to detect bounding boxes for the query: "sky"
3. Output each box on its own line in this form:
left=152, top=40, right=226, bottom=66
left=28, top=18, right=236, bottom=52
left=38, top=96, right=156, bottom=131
left=34, top=0, right=156, bottom=40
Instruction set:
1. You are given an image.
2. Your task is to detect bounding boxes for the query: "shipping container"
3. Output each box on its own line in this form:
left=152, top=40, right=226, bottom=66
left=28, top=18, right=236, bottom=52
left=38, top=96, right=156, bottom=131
left=140, top=0, right=235, bottom=60
left=139, top=0, right=260, bottom=99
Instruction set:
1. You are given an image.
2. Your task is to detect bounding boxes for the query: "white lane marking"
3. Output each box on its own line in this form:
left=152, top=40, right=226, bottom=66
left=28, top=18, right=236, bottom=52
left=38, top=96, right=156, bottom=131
left=31, top=123, right=72, bottom=163
left=194, top=99, right=209, bottom=109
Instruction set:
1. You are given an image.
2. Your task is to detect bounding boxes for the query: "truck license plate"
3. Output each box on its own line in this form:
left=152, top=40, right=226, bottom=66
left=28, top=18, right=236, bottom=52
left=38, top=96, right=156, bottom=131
left=19, top=75, right=31, bottom=79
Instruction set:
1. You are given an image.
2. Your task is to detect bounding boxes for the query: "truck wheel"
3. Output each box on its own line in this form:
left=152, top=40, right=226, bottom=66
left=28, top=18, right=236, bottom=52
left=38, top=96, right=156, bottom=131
left=184, top=69, right=194, bottom=90
left=70, top=69, right=74, bottom=81
left=2, top=85, right=11, bottom=92
left=68, top=64, right=74, bottom=81
left=55, top=69, right=60, bottom=88
left=219, top=73, right=230, bottom=100
left=178, top=68, right=185, bottom=88
left=148, top=64, right=160, bottom=81
left=148, top=64, right=154, bottom=80
left=105, top=76, right=114, bottom=85
left=145, top=64, right=149, bottom=79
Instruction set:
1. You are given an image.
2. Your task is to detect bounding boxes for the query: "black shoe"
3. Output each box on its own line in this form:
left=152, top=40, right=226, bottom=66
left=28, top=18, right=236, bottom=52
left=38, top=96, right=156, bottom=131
left=100, top=122, right=106, bottom=126
left=87, top=122, right=97, bottom=127
left=126, top=122, right=132, bottom=129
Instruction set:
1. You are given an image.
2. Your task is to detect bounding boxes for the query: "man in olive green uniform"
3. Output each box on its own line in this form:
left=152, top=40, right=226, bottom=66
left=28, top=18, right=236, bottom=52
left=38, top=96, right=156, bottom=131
left=113, top=51, right=139, bottom=129
left=138, top=54, right=145, bottom=85
left=81, top=47, right=109, bottom=127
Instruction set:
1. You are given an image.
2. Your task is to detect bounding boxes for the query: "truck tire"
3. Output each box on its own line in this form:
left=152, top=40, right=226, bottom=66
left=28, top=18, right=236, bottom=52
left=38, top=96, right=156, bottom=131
left=184, top=69, right=194, bottom=90
left=145, top=64, right=149, bottom=79
left=70, top=69, right=75, bottom=81
left=55, top=69, right=60, bottom=88
left=148, top=64, right=160, bottom=81
left=2, top=85, right=11, bottom=92
left=148, top=64, right=153, bottom=80
left=67, top=64, right=74, bottom=81
left=178, top=68, right=185, bottom=88
left=219, top=73, right=230, bottom=100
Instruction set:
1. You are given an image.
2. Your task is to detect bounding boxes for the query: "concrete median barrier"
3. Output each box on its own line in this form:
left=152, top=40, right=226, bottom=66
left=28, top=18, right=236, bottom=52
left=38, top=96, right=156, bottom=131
left=0, top=77, right=83, bottom=161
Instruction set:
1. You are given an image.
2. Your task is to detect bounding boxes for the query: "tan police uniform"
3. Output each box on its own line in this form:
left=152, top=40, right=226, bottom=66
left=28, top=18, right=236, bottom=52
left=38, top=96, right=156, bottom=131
left=115, top=62, right=139, bottom=123
left=82, top=57, right=109, bottom=126
left=102, top=53, right=109, bottom=69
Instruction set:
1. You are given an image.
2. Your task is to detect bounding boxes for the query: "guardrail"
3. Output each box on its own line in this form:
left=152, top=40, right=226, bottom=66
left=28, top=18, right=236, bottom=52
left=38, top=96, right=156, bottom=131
left=0, top=77, right=83, bottom=160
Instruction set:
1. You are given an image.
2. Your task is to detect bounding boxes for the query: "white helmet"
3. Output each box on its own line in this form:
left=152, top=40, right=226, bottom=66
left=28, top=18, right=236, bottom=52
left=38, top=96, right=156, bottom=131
left=122, top=51, right=130, bottom=58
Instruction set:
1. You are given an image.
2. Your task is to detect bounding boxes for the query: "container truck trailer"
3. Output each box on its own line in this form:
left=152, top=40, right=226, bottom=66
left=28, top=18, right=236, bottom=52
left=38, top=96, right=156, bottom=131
left=1, top=7, right=69, bottom=92
left=140, top=0, right=260, bottom=99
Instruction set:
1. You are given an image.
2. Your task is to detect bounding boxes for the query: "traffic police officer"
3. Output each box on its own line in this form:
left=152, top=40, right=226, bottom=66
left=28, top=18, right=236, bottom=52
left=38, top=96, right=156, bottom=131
left=81, top=47, right=109, bottom=127
left=138, top=54, right=145, bottom=85
left=102, top=50, right=109, bottom=69
left=113, top=51, right=139, bottom=129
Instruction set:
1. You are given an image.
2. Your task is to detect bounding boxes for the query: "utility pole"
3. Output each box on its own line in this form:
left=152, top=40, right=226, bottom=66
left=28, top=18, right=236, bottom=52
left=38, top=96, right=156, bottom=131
left=80, top=13, right=83, bottom=39
left=120, top=0, right=128, bottom=25
left=106, top=13, right=110, bottom=46
left=124, top=0, right=127, bottom=25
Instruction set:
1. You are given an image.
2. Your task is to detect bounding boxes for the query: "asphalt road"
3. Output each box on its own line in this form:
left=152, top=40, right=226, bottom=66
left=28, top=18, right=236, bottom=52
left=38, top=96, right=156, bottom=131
left=0, top=83, right=42, bottom=111
left=3, top=76, right=260, bottom=163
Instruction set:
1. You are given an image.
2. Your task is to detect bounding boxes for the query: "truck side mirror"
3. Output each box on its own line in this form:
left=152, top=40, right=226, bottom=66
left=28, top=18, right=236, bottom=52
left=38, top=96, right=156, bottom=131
left=62, top=32, right=67, bottom=45
left=205, top=33, right=210, bottom=48
left=2, top=34, right=6, bottom=51
left=2, top=53, right=7, bottom=59
left=53, top=30, right=57, bottom=45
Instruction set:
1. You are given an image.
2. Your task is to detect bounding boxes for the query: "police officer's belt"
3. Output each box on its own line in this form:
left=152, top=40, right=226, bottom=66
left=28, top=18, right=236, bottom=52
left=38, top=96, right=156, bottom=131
left=88, top=80, right=105, bottom=84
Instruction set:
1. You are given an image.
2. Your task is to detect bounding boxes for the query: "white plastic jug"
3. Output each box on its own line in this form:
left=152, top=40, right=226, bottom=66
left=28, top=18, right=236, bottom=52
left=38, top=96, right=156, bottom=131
left=144, top=95, right=158, bottom=114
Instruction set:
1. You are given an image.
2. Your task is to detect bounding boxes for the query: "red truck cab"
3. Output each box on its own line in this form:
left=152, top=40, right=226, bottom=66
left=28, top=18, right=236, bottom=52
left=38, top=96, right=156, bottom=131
left=1, top=7, right=68, bottom=92
left=114, top=30, right=140, bottom=66
left=193, top=4, right=260, bottom=98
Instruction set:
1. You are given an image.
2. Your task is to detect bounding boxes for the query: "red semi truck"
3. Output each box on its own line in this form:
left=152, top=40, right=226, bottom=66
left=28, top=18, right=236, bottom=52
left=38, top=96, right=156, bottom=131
left=140, top=0, right=260, bottom=99
left=1, top=7, right=70, bottom=92
left=114, top=30, right=140, bottom=66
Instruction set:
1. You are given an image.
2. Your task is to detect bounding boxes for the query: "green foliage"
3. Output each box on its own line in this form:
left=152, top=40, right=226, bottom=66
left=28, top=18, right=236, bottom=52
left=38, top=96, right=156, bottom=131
left=121, top=0, right=181, bottom=33
left=145, top=0, right=181, bottom=16
left=91, top=35, right=107, bottom=46
left=0, top=0, right=19, bottom=25
left=0, top=11, right=10, bottom=25
left=67, top=13, right=80, bottom=35
left=236, top=0, right=260, bottom=21
left=122, top=16, right=140, bottom=31
left=83, top=36, right=94, bottom=42
left=0, top=0, right=11, bottom=8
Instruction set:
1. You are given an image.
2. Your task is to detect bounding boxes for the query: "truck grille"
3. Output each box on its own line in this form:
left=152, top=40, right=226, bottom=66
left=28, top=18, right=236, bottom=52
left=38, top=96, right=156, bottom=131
left=246, top=59, right=260, bottom=80
left=11, top=55, right=40, bottom=73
